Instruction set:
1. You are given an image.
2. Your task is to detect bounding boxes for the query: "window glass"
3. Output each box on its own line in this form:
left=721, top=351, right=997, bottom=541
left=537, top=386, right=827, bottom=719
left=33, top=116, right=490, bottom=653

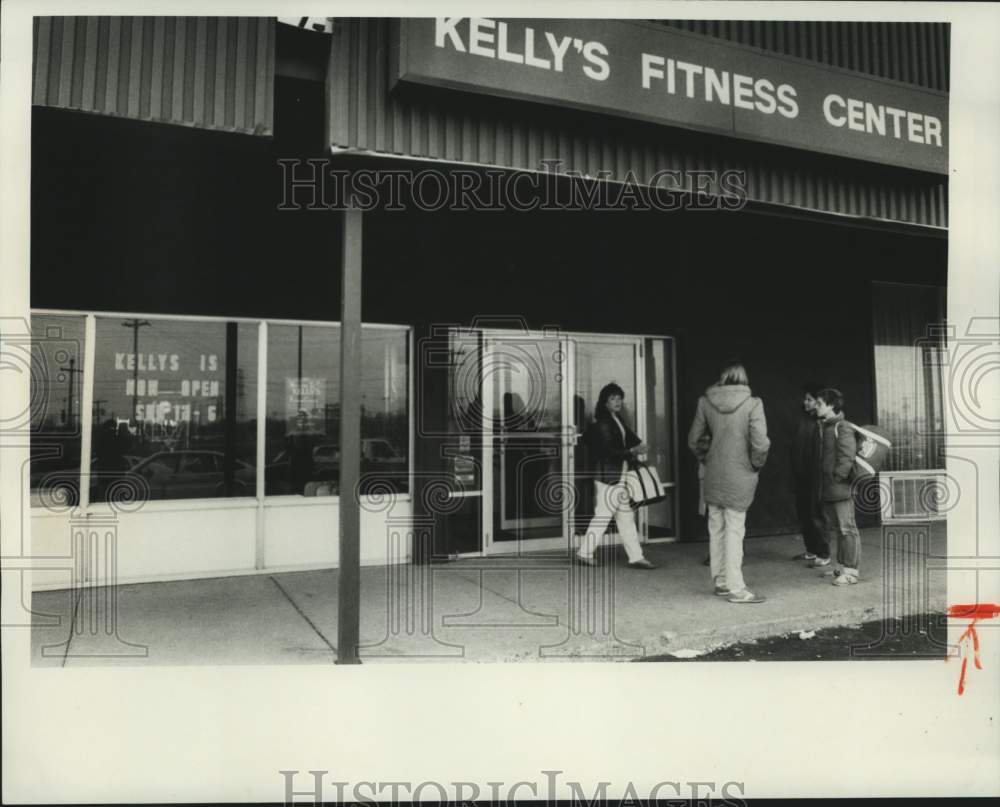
left=360, top=328, right=409, bottom=494
left=445, top=330, right=482, bottom=491
left=90, top=318, right=257, bottom=502
left=29, top=314, right=86, bottom=507
left=872, top=282, right=946, bottom=471
left=265, top=324, right=409, bottom=496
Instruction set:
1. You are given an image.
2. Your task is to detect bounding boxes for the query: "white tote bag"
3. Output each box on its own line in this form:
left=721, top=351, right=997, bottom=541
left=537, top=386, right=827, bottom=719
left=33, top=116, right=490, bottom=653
left=624, top=464, right=667, bottom=509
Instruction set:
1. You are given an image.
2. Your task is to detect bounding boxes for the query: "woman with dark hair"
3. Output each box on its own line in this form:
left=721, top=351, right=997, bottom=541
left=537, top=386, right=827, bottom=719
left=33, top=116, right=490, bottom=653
left=575, top=382, right=656, bottom=569
left=688, top=362, right=771, bottom=602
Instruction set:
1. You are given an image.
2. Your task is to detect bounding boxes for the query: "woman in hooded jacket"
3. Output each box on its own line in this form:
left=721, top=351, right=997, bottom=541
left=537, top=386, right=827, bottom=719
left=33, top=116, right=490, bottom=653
left=687, top=363, right=771, bottom=603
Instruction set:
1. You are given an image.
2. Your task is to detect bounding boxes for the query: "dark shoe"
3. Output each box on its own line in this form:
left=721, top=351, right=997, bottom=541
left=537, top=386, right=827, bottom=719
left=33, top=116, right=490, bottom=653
left=628, top=558, right=657, bottom=570
left=574, top=554, right=597, bottom=567
left=792, top=552, right=817, bottom=561
left=713, top=585, right=733, bottom=597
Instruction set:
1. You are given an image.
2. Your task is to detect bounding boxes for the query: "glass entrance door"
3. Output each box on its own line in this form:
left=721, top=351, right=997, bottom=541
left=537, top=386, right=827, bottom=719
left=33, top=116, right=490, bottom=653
left=482, top=333, right=570, bottom=553
left=569, top=336, right=644, bottom=541
left=470, top=329, right=678, bottom=556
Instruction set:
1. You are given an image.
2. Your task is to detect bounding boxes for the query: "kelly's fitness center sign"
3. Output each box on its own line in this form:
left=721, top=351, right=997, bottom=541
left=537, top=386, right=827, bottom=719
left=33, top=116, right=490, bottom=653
left=392, top=19, right=948, bottom=174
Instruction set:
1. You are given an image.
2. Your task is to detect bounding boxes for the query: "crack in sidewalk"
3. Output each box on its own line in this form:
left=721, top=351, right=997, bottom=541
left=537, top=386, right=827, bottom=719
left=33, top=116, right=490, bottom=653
left=269, top=576, right=338, bottom=656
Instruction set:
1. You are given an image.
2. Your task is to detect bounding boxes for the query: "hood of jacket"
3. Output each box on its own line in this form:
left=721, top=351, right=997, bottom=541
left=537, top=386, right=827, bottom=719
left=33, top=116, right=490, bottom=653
left=705, top=384, right=752, bottom=413
left=820, top=411, right=845, bottom=428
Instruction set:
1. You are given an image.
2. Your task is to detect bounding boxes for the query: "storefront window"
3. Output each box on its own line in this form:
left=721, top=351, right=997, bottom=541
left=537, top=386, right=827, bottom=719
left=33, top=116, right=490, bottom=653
left=872, top=282, right=946, bottom=471
left=29, top=314, right=86, bottom=507
left=90, top=317, right=258, bottom=502
left=264, top=324, right=409, bottom=496
left=445, top=329, right=483, bottom=491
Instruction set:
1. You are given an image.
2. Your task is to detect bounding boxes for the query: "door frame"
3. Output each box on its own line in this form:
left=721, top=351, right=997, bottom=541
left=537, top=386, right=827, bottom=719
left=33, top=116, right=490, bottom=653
left=481, top=330, right=572, bottom=555
left=473, top=328, right=678, bottom=556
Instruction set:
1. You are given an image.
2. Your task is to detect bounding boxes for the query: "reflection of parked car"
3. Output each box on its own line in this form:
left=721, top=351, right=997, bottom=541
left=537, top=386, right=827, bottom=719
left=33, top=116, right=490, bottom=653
left=312, top=443, right=340, bottom=475
left=312, top=439, right=406, bottom=469
left=310, top=439, right=408, bottom=494
left=130, top=451, right=255, bottom=499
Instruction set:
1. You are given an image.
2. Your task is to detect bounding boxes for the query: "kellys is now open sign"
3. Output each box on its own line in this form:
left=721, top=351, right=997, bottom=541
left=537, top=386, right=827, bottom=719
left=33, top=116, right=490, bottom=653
left=391, top=18, right=948, bottom=174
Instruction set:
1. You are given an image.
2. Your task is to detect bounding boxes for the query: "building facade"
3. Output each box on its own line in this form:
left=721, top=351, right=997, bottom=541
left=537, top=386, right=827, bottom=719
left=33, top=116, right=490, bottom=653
left=29, top=18, right=948, bottom=589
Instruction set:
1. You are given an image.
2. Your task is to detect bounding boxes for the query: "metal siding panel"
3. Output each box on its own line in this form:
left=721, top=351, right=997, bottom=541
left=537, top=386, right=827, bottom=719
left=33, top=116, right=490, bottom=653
left=212, top=18, right=227, bottom=129
left=32, top=15, right=272, bottom=134
left=253, top=19, right=274, bottom=133
left=226, top=19, right=239, bottom=129
left=126, top=18, right=142, bottom=118
left=357, top=19, right=370, bottom=149
left=48, top=18, right=64, bottom=106
left=328, top=19, right=351, bottom=147
left=33, top=18, right=52, bottom=105
left=193, top=18, right=208, bottom=128
left=234, top=18, right=249, bottom=132
left=80, top=17, right=99, bottom=110
left=57, top=17, right=75, bottom=109
left=150, top=17, right=165, bottom=121
left=373, top=20, right=387, bottom=153
left=69, top=18, right=88, bottom=109
left=172, top=18, right=187, bottom=122
left=926, top=24, right=938, bottom=90
left=850, top=22, right=860, bottom=73
left=140, top=18, right=155, bottom=120
left=93, top=17, right=110, bottom=112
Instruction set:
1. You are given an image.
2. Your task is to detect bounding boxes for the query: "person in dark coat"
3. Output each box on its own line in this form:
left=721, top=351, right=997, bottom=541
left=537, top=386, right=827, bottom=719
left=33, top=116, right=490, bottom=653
left=815, top=388, right=862, bottom=585
left=575, top=383, right=656, bottom=569
left=688, top=363, right=770, bottom=603
left=790, top=382, right=830, bottom=565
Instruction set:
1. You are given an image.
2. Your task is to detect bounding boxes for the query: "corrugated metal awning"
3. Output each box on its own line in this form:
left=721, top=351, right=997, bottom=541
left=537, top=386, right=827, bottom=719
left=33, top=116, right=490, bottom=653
left=33, top=17, right=275, bottom=137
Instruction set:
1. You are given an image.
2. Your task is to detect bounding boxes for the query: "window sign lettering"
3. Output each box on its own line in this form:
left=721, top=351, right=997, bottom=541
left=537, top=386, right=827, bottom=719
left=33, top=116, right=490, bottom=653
left=90, top=318, right=257, bottom=501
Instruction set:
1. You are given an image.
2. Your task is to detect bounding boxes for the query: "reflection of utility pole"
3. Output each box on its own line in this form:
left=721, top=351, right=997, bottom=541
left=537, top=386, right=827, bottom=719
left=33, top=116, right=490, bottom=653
left=59, top=358, right=84, bottom=429
left=121, top=319, right=150, bottom=428
left=297, top=325, right=304, bottom=412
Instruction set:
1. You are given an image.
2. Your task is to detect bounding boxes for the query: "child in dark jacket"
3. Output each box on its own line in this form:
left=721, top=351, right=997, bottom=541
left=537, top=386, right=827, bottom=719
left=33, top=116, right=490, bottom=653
left=790, top=382, right=828, bottom=564
left=814, top=388, right=861, bottom=585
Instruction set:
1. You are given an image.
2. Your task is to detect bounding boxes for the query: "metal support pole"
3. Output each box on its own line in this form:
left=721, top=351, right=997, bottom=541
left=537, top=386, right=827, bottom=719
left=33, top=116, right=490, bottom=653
left=337, top=207, right=363, bottom=664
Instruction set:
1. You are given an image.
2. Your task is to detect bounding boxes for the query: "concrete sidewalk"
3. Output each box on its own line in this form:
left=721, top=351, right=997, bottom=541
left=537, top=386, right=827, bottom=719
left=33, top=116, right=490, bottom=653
left=31, top=524, right=946, bottom=665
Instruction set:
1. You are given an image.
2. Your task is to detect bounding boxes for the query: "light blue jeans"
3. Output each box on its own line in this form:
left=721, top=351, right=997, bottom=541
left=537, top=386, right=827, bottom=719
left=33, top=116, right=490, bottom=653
left=822, top=499, right=861, bottom=575
left=707, top=504, right=747, bottom=593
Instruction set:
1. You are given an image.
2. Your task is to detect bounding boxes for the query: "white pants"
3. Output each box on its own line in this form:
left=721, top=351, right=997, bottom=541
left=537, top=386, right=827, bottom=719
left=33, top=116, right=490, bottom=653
left=707, top=504, right=747, bottom=593
left=577, top=480, right=645, bottom=563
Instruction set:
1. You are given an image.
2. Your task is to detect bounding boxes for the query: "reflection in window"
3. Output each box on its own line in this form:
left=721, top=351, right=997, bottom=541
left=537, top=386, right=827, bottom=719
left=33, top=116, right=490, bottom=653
left=265, top=325, right=409, bottom=496
left=90, top=318, right=257, bottom=501
left=445, top=330, right=483, bottom=491
left=872, top=282, right=946, bottom=471
left=29, top=314, right=86, bottom=507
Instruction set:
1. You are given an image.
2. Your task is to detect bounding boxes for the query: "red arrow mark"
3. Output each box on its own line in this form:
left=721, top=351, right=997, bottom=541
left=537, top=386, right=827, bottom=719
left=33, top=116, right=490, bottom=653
left=947, top=604, right=1000, bottom=695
